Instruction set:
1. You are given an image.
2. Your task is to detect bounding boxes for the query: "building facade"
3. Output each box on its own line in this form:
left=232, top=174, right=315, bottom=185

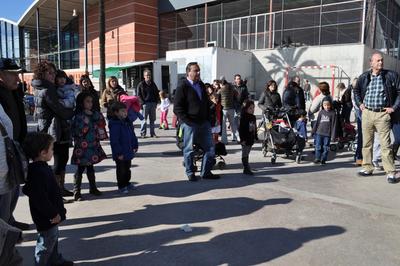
left=0, top=18, right=20, bottom=63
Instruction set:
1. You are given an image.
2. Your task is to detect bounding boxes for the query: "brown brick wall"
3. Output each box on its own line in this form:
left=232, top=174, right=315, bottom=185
left=79, top=0, right=158, bottom=70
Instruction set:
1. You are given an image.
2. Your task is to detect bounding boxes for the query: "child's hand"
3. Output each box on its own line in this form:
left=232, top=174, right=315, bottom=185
left=50, top=214, right=61, bottom=224
left=118, top=155, right=124, bottom=160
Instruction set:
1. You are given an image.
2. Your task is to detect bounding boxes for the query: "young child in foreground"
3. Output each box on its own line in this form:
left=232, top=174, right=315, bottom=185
left=22, top=132, right=73, bottom=266
left=312, top=97, right=337, bottom=165
left=108, top=102, right=139, bottom=194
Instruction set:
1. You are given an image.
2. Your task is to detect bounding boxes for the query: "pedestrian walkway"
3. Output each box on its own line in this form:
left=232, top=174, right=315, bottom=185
left=15, top=116, right=400, bottom=265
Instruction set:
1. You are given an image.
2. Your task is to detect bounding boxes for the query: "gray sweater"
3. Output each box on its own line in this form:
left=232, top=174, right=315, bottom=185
left=312, top=109, right=337, bottom=140
left=0, top=104, right=14, bottom=195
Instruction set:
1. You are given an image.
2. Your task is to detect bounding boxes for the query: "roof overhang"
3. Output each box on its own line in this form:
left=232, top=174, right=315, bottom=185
left=18, top=0, right=99, bottom=29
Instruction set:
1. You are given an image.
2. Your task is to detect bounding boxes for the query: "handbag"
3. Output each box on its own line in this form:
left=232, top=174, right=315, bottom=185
left=0, top=122, right=28, bottom=186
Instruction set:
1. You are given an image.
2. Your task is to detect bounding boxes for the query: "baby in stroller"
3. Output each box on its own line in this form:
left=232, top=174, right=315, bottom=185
left=260, top=107, right=306, bottom=164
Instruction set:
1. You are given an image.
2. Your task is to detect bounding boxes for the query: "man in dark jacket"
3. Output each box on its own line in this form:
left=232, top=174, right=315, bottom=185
left=353, top=52, right=400, bottom=183
left=0, top=58, right=29, bottom=231
left=137, top=69, right=160, bottom=138
left=283, top=77, right=306, bottom=126
left=174, top=62, right=220, bottom=181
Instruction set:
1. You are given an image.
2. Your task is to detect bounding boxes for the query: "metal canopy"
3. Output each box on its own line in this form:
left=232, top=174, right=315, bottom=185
left=18, top=0, right=98, bottom=29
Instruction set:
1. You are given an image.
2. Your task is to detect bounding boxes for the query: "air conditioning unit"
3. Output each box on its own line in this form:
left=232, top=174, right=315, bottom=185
left=206, top=41, right=216, bottom=47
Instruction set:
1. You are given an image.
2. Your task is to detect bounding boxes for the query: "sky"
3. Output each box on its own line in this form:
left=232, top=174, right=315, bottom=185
left=0, top=0, right=34, bottom=22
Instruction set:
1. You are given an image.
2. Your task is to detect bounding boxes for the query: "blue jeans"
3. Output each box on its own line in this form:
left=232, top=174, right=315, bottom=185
left=35, top=225, right=65, bottom=266
left=314, top=134, right=331, bottom=161
left=393, top=122, right=400, bottom=145
left=181, top=121, right=215, bottom=177
left=355, top=109, right=363, bottom=160
left=140, top=102, right=157, bottom=136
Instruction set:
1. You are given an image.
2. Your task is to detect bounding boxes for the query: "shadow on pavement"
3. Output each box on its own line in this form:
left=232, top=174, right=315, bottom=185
left=76, top=225, right=345, bottom=265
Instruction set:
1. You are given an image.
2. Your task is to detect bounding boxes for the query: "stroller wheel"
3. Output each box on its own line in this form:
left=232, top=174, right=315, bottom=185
left=337, top=142, right=344, bottom=150
left=330, top=144, right=337, bottom=152
left=271, top=155, right=276, bottom=164
left=217, top=161, right=226, bottom=170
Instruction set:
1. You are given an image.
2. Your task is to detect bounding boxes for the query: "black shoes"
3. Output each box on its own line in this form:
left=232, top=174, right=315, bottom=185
left=58, top=260, right=74, bottom=266
left=62, top=188, right=74, bottom=197
left=12, top=221, right=30, bottom=231
left=187, top=174, right=198, bottom=182
left=89, top=188, right=102, bottom=196
left=313, top=159, right=321, bottom=164
left=321, top=160, right=326, bottom=165
left=243, top=168, right=254, bottom=175
left=202, top=173, right=221, bottom=179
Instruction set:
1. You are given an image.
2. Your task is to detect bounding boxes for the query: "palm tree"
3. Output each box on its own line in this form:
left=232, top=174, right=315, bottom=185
left=99, top=0, right=106, bottom=94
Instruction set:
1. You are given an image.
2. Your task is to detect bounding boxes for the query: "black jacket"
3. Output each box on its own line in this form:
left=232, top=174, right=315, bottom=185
left=239, top=112, right=257, bottom=146
left=22, top=161, right=66, bottom=232
left=0, top=83, right=27, bottom=142
left=354, top=69, right=400, bottom=122
left=173, top=78, right=211, bottom=126
left=258, top=90, right=282, bottom=112
left=283, top=82, right=306, bottom=111
left=137, top=80, right=160, bottom=104
left=233, top=83, right=249, bottom=108
left=32, top=79, right=74, bottom=136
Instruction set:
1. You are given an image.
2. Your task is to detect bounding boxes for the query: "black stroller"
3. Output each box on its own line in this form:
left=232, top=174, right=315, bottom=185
left=176, top=121, right=227, bottom=170
left=258, top=107, right=305, bottom=164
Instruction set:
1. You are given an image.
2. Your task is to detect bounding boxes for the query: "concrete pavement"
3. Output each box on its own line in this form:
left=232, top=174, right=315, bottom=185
left=15, top=115, right=400, bottom=266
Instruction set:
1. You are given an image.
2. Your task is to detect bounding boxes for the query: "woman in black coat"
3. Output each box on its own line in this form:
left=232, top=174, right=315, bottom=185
left=258, top=80, right=282, bottom=112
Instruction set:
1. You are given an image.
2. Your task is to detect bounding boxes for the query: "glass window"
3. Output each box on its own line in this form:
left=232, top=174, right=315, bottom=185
left=256, top=15, right=266, bottom=49
left=225, top=20, right=233, bottom=48
left=322, top=1, right=362, bottom=12
left=232, top=19, right=240, bottom=49
left=283, top=7, right=320, bottom=30
left=160, top=13, right=176, bottom=31
left=274, top=12, right=283, bottom=30
left=240, top=17, right=248, bottom=50
left=282, top=27, right=319, bottom=46
left=223, top=0, right=250, bottom=20
left=251, top=0, right=269, bottom=15
left=198, top=24, right=205, bottom=47
left=274, top=30, right=282, bottom=47
left=7, top=24, right=14, bottom=58
left=272, top=0, right=284, bottom=12
left=320, top=22, right=361, bottom=45
left=284, top=0, right=321, bottom=10
left=14, top=25, right=19, bottom=59
left=249, top=16, right=256, bottom=49
left=197, top=5, right=205, bottom=24
left=207, top=3, right=222, bottom=22
left=321, top=9, right=363, bottom=26
left=1, top=22, right=6, bottom=57
left=177, top=8, right=197, bottom=27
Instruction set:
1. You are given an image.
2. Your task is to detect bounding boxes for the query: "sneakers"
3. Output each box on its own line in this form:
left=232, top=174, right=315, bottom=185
left=372, top=161, right=383, bottom=171
left=358, top=169, right=373, bottom=176
left=387, top=175, right=398, bottom=184
left=118, top=187, right=129, bottom=194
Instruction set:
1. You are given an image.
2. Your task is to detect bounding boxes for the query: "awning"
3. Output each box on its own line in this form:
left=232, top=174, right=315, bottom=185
left=92, top=61, right=154, bottom=78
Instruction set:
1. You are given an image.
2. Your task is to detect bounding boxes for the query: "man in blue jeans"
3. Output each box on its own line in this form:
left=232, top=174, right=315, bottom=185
left=174, top=62, right=220, bottom=181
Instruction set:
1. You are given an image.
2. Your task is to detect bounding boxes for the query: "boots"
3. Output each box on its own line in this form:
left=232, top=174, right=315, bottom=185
left=87, top=172, right=102, bottom=196
left=242, top=157, right=253, bottom=175
left=54, top=174, right=73, bottom=203
left=60, top=172, right=73, bottom=197
left=73, top=173, right=83, bottom=201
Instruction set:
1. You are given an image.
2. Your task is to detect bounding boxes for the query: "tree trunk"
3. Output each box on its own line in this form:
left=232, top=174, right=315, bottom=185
left=99, top=0, right=106, bottom=94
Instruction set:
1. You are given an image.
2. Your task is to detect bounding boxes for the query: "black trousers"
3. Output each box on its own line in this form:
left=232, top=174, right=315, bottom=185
left=53, top=142, right=70, bottom=174
left=76, top=165, right=95, bottom=175
left=116, top=160, right=131, bottom=189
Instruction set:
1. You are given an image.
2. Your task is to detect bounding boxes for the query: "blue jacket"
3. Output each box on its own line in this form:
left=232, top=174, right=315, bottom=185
left=108, top=116, right=138, bottom=161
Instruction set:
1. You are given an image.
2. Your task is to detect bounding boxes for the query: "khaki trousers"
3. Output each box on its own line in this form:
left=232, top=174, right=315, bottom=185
left=361, top=109, right=395, bottom=174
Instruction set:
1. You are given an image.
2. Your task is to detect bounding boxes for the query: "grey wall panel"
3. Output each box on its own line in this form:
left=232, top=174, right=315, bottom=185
left=159, top=0, right=217, bottom=14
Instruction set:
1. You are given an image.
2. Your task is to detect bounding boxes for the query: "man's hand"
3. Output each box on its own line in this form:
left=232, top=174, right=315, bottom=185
left=50, top=214, right=61, bottom=224
left=384, top=107, right=394, bottom=114
left=118, top=155, right=124, bottom=160
left=359, top=104, right=366, bottom=111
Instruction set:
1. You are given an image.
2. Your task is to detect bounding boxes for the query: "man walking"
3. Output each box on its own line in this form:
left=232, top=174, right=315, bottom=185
left=174, top=62, right=220, bottom=181
left=137, top=69, right=160, bottom=138
left=353, top=52, right=400, bottom=183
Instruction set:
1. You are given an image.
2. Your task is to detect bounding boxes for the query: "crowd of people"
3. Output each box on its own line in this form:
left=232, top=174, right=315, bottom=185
left=0, top=51, right=399, bottom=265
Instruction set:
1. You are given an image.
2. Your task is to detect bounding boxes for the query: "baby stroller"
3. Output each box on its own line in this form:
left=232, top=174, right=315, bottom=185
left=259, top=107, right=303, bottom=164
left=176, top=120, right=227, bottom=170
left=330, top=122, right=357, bottom=152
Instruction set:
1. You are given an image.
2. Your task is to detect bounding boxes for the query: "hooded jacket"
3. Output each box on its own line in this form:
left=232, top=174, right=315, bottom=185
left=32, top=79, right=74, bottom=139
left=108, top=115, right=139, bottom=161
